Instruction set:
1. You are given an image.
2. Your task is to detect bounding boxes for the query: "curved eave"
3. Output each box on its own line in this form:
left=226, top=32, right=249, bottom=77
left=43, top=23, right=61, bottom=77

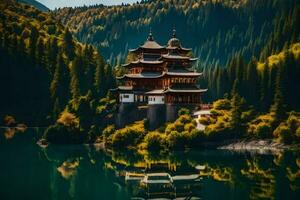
left=190, top=58, right=198, bottom=61
left=166, top=72, right=203, bottom=77
left=117, top=71, right=203, bottom=79
left=117, top=73, right=163, bottom=79
left=122, top=60, right=164, bottom=68
left=129, top=46, right=166, bottom=53
left=110, top=86, right=133, bottom=91
left=161, top=55, right=198, bottom=61
left=166, top=46, right=192, bottom=52
left=145, top=90, right=165, bottom=95
left=165, top=88, right=208, bottom=93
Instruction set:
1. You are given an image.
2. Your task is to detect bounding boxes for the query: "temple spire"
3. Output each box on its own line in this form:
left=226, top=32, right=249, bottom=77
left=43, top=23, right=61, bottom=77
left=172, top=27, right=176, bottom=38
left=147, top=28, right=154, bottom=41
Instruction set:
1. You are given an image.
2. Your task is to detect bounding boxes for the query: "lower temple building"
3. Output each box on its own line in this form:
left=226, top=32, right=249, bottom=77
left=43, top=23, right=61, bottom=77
left=111, top=29, right=207, bottom=129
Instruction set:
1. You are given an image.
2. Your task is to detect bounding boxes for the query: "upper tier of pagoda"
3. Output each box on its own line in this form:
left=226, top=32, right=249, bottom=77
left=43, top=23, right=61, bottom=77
left=129, top=29, right=193, bottom=55
left=165, top=29, right=192, bottom=54
left=129, top=30, right=165, bottom=54
left=122, top=29, right=197, bottom=71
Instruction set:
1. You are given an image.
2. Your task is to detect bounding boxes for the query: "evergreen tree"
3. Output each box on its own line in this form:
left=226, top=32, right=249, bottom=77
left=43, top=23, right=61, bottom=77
left=36, top=36, right=45, bottom=67
left=63, top=28, right=76, bottom=61
left=270, top=61, right=286, bottom=124
left=94, top=61, right=105, bottom=96
left=70, top=57, right=81, bottom=101
left=260, top=61, right=270, bottom=112
left=50, top=53, right=70, bottom=111
left=246, top=57, right=259, bottom=105
left=48, top=37, right=59, bottom=73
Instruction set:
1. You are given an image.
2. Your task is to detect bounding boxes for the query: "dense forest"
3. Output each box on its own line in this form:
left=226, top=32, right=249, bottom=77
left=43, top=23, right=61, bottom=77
left=54, top=0, right=299, bottom=67
left=0, top=0, right=115, bottom=127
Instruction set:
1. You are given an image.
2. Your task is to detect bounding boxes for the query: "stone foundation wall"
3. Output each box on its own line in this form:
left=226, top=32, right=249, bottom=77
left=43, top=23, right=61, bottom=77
left=166, top=104, right=197, bottom=122
left=147, top=104, right=166, bottom=130
left=115, top=103, right=147, bottom=128
left=115, top=103, right=198, bottom=129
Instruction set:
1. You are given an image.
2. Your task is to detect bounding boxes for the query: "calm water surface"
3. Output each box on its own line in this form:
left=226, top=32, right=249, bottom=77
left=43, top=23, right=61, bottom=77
left=1, top=129, right=300, bottom=200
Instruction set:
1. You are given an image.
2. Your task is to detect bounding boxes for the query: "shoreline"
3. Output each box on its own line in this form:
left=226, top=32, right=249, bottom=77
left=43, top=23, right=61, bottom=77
left=216, top=139, right=300, bottom=153
left=37, top=138, right=300, bottom=154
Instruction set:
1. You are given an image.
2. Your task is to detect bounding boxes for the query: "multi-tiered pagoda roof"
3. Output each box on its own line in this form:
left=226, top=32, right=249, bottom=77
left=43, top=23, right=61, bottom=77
left=113, top=29, right=207, bottom=105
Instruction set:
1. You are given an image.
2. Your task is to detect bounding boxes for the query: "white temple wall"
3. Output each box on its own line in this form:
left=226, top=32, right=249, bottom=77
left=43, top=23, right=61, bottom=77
left=120, top=93, right=134, bottom=103
left=148, top=95, right=165, bottom=104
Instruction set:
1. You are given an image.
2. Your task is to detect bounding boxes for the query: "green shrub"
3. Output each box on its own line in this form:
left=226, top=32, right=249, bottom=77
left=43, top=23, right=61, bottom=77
left=112, top=128, right=139, bottom=148
left=213, top=99, right=231, bottom=110
left=287, top=114, right=300, bottom=132
left=241, top=109, right=256, bottom=122
left=103, top=125, right=115, bottom=143
left=57, top=110, right=79, bottom=128
left=178, top=114, right=192, bottom=124
left=44, top=124, right=86, bottom=144
left=165, top=123, right=176, bottom=134
left=199, top=117, right=209, bottom=125
left=253, top=122, right=272, bottom=138
left=167, top=131, right=186, bottom=150
left=189, top=129, right=206, bottom=146
left=184, top=123, right=196, bottom=132
left=178, top=108, right=190, bottom=116
left=111, top=121, right=145, bottom=148
left=144, top=132, right=165, bottom=151
left=247, top=114, right=274, bottom=138
left=174, top=121, right=184, bottom=132
left=273, top=123, right=293, bottom=144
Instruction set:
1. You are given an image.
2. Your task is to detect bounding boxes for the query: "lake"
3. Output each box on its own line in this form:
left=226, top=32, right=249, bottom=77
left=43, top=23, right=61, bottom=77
left=0, top=129, right=300, bottom=200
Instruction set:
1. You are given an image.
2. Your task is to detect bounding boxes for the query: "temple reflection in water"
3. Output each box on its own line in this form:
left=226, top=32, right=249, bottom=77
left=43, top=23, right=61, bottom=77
left=110, top=157, right=203, bottom=199
left=1, top=130, right=300, bottom=200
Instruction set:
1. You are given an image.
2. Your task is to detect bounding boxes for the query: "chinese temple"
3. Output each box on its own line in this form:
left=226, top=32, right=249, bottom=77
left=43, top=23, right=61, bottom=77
left=112, top=29, right=207, bottom=128
left=116, top=29, right=206, bottom=104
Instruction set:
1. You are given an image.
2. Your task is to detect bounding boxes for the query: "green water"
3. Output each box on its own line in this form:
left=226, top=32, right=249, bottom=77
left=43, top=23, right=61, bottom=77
left=1, top=129, right=300, bottom=200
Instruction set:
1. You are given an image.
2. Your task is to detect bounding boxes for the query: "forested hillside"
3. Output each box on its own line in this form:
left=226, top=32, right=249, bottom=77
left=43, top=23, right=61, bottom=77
left=17, top=0, right=49, bottom=12
left=0, top=0, right=114, bottom=126
left=54, top=0, right=300, bottom=69
left=202, top=42, right=300, bottom=109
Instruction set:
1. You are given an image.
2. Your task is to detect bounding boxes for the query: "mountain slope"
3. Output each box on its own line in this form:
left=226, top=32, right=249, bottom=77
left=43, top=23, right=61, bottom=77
left=17, top=0, right=49, bottom=12
left=0, top=0, right=113, bottom=125
left=53, top=0, right=300, bottom=68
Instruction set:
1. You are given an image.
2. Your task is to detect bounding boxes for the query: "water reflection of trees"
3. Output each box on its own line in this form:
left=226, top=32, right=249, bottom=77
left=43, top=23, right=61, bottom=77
left=39, top=144, right=300, bottom=200
left=241, top=159, right=276, bottom=200
left=0, top=125, right=27, bottom=140
left=287, top=157, right=300, bottom=191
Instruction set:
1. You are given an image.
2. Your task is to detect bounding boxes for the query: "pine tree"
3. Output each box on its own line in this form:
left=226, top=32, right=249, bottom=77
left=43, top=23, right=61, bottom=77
left=270, top=61, right=286, bottom=124
left=50, top=53, right=69, bottom=101
left=70, top=57, right=81, bottom=100
left=260, top=61, right=270, bottom=112
left=36, top=36, right=45, bottom=67
left=230, top=82, right=245, bottom=134
left=48, top=37, right=59, bottom=74
left=246, top=57, right=259, bottom=105
left=29, top=26, right=39, bottom=60
left=94, top=61, right=105, bottom=96
left=63, top=28, right=76, bottom=61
